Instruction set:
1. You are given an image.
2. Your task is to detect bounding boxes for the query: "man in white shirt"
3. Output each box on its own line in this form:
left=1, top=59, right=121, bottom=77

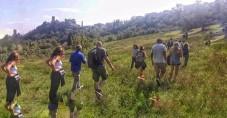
left=151, top=39, right=167, bottom=86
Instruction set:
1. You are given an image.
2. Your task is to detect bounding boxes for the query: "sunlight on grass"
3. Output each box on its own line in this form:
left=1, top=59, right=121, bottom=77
left=1, top=27, right=227, bottom=117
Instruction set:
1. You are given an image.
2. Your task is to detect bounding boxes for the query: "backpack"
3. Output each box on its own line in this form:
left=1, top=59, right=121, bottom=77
left=183, top=46, right=189, bottom=55
left=135, top=51, right=145, bottom=62
left=87, top=48, right=99, bottom=69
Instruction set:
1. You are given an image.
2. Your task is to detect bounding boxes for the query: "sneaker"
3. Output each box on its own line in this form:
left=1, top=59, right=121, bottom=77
left=140, top=77, right=145, bottom=81
left=156, top=78, right=161, bottom=87
left=77, top=85, right=84, bottom=90
left=95, top=90, right=102, bottom=97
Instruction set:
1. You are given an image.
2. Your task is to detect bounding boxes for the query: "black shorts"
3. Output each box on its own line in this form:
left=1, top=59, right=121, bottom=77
left=135, top=62, right=147, bottom=70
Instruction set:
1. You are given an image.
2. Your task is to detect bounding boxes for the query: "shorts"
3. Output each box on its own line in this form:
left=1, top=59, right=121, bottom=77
left=135, top=62, right=147, bottom=69
left=154, top=63, right=166, bottom=73
left=92, top=66, right=108, bottom=82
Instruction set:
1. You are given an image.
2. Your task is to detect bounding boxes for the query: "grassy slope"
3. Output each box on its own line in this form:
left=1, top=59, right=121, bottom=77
left=0, top=24, right=227, bottom=117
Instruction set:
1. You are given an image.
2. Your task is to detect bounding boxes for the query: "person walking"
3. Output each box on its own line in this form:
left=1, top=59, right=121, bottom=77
left=151, top=39, right=167, bottom=86
left=135, top=46, right=147, bottom=81
left=130, top=44, right=139, bottom=69
left=169, top=42, right=183, bottom=83
left=46, top=46, right=65, bottom=118
left=167, top=37, right=174, bottom=50
left=1, top=51, right=21, bottom=116
left=182, top=42, right=190, bottom=67
left=88, top=41, right=115, bottom=100
left=69, top=45, right=86, bottom=118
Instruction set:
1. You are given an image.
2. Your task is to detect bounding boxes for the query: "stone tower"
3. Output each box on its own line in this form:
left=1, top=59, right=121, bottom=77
left=52, top=16, right=55, bottom=22
left=13, top=29, right=17, bottom=35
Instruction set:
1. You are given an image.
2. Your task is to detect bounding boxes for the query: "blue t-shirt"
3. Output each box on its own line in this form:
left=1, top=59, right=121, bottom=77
left=69, top=51, right=86, bottom=72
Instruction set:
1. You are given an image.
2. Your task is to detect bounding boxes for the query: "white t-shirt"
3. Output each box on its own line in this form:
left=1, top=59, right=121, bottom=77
left=55, top=60, right=62, bottom=70
left=10, top=65, right=17, bottom=74
left=151, top=43, right=167, bottom=63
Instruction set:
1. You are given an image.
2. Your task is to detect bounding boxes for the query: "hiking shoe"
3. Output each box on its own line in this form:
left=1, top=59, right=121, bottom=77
left=95, top=90, right=102, bottom=97
left=140, top=77, right=145, bottom=81
left=77, top=85, right=84, bottom=90
left=95, top=89, right=103, bottom=100
left=156, top=78, right=161, bottom=87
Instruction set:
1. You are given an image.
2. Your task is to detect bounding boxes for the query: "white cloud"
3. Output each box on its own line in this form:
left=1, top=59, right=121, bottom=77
left=0, top=28, right=13, bottom=38
left=45, top=8, right=83, bottom=13
left=42, top=15, right=60, bottom=21
left=6, top=18, right=31, bottom=25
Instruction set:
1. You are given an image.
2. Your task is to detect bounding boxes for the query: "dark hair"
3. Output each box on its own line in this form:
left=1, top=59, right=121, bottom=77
left=6, top=51, right=20, bottom=63
left=157, top=38, right=163, bottom=43
left=133, top=44, right=138, bottom=49
left=76, top=45, right=82, bottom=51
left=51, top=46, right=64, bottom=58
left=184, top=42, right=189, bottom=47
left=139, top=46, right=145, bottom=51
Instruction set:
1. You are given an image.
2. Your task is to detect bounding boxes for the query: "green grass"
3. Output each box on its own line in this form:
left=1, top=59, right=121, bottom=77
left=0, top=25, right=227, bottom=117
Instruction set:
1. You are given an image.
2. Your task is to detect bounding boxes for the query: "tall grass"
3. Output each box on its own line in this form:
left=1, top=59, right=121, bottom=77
left=0, top=25, right=227, bottom=117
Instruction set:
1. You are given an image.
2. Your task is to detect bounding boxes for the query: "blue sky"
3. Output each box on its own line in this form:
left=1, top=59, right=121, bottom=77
left=0, top=0, right=214, bottom=38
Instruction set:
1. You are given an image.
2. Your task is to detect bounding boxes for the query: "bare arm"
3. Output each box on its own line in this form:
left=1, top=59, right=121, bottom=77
left=3, top=61, right=16, bottom=77
left=179, top=49, right=183, bottom=57
left=144, top=52, right=147, bottom=59
left=163, top=51, right=167, bottom=63
left=151, top=52, right=154, bottom=65
left=1, top=63, right=7, bottom=73
left=46, top=56, right=60, bottom=71
left=104, top=56, right=115, bottom=71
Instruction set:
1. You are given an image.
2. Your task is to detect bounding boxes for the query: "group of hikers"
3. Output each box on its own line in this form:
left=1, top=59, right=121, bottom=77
left=131, top=38, right=190, bottom=86
left=0, top=38, right=190, bottom=117
left=1, top=41, right=115, bottom=118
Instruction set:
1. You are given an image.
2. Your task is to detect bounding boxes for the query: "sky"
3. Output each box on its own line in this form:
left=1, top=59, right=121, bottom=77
left=0, top=0, right=215, bottom=38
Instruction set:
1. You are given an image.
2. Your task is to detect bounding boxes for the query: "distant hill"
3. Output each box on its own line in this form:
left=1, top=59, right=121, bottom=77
left=1, top=0, right=227, bottom=44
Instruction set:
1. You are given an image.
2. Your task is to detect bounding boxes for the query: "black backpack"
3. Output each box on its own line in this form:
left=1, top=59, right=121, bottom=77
left=87, top=48, right=99, bottom=69
left=135, top=51, right=145, bottom=62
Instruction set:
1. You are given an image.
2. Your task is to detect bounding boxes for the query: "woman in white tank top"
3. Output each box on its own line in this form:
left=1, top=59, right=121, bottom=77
left=1, top=51, right=21, bottom=114
left=46, top=46, right=65, bottom=118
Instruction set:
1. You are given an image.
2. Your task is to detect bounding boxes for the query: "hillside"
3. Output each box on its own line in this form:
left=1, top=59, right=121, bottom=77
left=0, top=25, right=227, bottom=117
left=1, top=0, right=227, bottom=47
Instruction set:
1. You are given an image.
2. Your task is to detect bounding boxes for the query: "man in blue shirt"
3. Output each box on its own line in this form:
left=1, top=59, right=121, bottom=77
left=69, top=45, right=86, bottom=100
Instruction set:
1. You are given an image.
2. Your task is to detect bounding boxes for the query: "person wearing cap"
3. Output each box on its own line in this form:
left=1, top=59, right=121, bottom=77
left=92, top=41, right=115, bottom=100
left=151, top=38, right=167, bottom=86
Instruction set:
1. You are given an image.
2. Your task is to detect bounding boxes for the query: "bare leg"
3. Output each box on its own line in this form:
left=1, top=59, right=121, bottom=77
left=74, top=110, right=81, bottom=118
left=99, top=80, right=106, bottom=90
left=70, top=112, right=74, bottom=118
left=94, top=82, right=99, bottom=91
left=159, top=72, right=165, bottom=79
left=169, top=65, right=174, bottom=79
left=50, top=109, right=57, bottom=118
left=175, top=65, right=180, bottom=77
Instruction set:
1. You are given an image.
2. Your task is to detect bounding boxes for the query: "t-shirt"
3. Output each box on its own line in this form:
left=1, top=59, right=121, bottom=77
left=69, top=51, right=86, bottom=72
left=151, top=43, right=167, bottom=63
left=133, top=49, right=139, bottom=57
left=183, top=46, right=190, bottom=55
left=96, top=47, right=108, bottom=66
